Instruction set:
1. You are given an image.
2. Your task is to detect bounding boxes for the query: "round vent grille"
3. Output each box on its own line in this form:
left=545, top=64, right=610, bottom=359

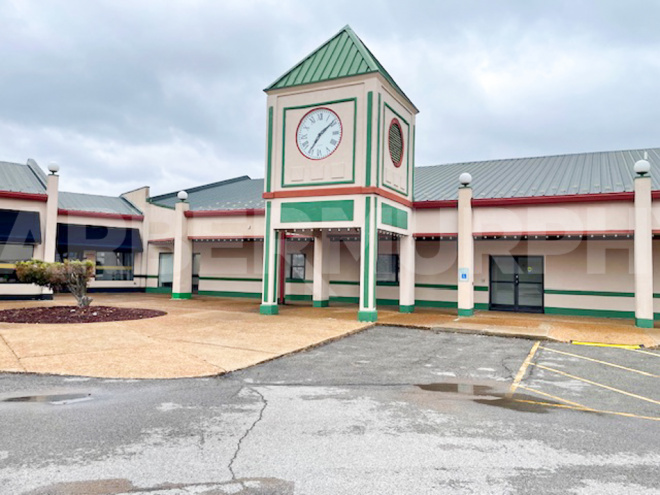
left=388, top=119, right=404, bottom=168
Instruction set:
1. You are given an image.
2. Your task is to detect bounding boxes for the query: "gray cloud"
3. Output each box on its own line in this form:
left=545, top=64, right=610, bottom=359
left=1, top=0, right=658, bottom=196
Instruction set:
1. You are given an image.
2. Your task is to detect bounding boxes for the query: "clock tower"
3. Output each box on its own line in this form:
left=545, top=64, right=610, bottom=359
left=260, top=25, right=418, bottom=321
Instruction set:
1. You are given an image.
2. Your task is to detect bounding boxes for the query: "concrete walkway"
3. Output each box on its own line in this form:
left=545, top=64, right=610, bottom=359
left=0, top=294, right=658, bottom=379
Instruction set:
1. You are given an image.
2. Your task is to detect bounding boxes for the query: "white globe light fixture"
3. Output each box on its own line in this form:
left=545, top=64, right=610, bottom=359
left=47, top=162, right=60, bottom=175
left=459, top=172, right=472, bottom=187
left=634, top=151, right=651, bottom=176
left=177, top=190, right=188, bottom=202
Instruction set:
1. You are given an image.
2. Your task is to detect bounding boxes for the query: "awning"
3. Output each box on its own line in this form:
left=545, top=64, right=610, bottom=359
left=0, top=209, right=41, bottom=244
left=57, top=224, right=143, bottom=252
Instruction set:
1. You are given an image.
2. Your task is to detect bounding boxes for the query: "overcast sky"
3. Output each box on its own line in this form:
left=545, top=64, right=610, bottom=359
left=1, top=0, right=659, bottom=197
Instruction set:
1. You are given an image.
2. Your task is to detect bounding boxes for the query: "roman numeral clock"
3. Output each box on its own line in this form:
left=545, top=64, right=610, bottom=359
left=296, top=108, right=342, bottom=160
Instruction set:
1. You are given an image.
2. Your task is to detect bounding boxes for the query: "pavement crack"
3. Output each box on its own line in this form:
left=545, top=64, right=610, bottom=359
left=228, top=387, right=267, bottom=480
left=0, top=333, right=26, bottom=372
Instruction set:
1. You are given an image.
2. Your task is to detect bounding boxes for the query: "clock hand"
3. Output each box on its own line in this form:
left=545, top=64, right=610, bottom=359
left=308, top=122, right=334, bottom=153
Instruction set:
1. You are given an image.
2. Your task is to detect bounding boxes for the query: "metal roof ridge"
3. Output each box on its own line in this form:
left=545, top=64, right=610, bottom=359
left=149, top=175, right=253, bottom=201
left=25, top=159, right=47, bottom=189
left=265, top=25, right=352, bottom=91
left=417, top=146, right=660, bottom=170
left=119, top=196, right=143, bottom=215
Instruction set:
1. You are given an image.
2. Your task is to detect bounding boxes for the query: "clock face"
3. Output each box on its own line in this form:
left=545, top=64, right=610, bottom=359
left=296, top=107, right=342, bottom=160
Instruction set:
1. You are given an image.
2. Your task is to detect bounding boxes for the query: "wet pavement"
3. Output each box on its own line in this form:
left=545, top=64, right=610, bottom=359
left=0, top=293, right=657, bottom=379
left=0, top=327, right=658, bottom=494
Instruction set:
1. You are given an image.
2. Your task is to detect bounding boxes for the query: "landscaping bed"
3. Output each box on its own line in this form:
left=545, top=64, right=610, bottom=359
left=0, top=306, right=166, bottom=324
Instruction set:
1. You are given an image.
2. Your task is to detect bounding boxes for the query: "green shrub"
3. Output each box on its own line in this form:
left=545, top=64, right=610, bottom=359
left=16, top=260, right=94, bottom=308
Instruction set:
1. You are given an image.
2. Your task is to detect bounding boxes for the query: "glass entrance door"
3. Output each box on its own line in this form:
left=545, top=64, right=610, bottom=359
left=489, top=256, right=544, bottom=313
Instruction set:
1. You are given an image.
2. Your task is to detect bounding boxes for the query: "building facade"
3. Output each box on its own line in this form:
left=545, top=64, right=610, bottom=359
left=0, top=26, right=658, bottom=328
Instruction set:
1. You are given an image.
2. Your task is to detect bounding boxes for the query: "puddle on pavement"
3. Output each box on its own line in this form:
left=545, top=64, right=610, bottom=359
left=3, top=393, right=92, bottom=405
left=416, top=381, right=576, bottom=414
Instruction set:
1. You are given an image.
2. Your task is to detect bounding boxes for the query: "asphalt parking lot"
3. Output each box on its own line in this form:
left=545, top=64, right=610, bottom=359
left=0, top=326, right=658, bottom=494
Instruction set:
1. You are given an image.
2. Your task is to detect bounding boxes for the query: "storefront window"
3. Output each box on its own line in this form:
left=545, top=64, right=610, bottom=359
left=377, top=254, right=399, bottom=283
left=0, top=244, right=34, bottom=283
left=288, top=253, right=306, bottom=280
left=57, top=250, right=134, bottom=281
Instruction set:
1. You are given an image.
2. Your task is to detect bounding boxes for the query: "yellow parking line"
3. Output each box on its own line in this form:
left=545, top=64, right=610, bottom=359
left=512, top=399, right=660, bottom=422
left=531, top=363, right=660, bottom=406
left=571, top=341, right=642, bottom=350
left=540, top=347, right=659, bottom=378
left=517, top=384, right=588, bottom=408
left=507, top=341, right=540, bottom=398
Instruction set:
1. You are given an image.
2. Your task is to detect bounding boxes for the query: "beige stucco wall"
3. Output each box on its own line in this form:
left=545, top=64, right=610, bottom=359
left=414, top=202, right=636, bottom=235
left=268, top=75, right=372, bottom=191
left=187, top=215, right=264, bottom=239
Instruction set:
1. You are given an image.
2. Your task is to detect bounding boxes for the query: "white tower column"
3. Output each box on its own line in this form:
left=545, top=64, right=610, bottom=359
left=172, top=194, right=192, bottom=299
left=260, top=201, right=279, bottom=315
left=633, top=156, right=654, bottom=328
left=359, top=196, right=378, bottom=322
left=313, top=229, right=330, bottom=307
left=399, top=234, right=415, bottom=312
left=457, top=175, right=474, bottom=317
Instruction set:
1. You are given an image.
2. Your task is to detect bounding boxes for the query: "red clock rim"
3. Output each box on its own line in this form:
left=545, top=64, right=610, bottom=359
left=388, top=118, right=404, bottom=168
left=295, top=107, right=343, bottom=161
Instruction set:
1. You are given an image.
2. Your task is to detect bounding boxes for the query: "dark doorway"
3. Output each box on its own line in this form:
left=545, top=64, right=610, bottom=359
left=489, top=256, right=544, bottom=313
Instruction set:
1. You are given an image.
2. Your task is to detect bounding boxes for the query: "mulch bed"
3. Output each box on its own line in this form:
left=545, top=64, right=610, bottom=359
left=0, top=306, right=166, bottom=324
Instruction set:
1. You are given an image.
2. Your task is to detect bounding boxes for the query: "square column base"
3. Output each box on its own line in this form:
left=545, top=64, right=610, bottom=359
left=635, top=317, right=654, bottom=328
left=458, top=308, right=474, bottom=317
left=260, top=304, right=279, bottom=315
left=313, top=300, right=329, bottom=308
left=358, top=310, right=378, bottom=322
left=172, top=292, right=192, bottom=300
left=399, top=305, right=415, bottom=314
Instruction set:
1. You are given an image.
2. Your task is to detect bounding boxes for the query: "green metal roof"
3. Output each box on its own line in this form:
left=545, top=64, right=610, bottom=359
left=0, top=160, right=47, bottom=194
left=414, top=147, right=660, bottom=202
left=266, top=25, right=417, bottom=111
left=149, top=176, right=265, bottom=211
left=59, top=192, right=143, bottom=215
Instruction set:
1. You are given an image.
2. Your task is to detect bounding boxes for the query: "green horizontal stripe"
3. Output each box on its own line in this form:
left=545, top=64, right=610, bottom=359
left=145, top=287, right=171, bottom=294
left=545, top=289, right=634, bottom=298
left=285, top=278, right=312, bottom=284
left=545, top=307, right=635, bottom=319
left=199, top=276, right=262, bottom=282
left=415, top=283, right=457, bottom=290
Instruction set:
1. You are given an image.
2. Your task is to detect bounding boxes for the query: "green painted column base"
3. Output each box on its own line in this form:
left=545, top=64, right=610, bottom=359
left=635, top=317, right=654, bottom=328
left=172, top=292, right=192, bottom=300
left=458, top=308, right=474, bottom=317
left=259, top=304, right=279, bottom=315
left=399, top=305, right=415, bottom=313
left=313, top=300, right=329, bottom=308
left=358, top=310, right=378, bottom=322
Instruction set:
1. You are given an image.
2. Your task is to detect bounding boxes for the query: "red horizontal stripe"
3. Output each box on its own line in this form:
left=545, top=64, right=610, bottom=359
left=189, top=236, right=264, bottom=241
left=413, top=191, right=644, bottom=209
left=0, top=190, right=48, bottom=202
left=415, top=230, right=634, bottom=238
left=264, top=186, right=413, bottom=208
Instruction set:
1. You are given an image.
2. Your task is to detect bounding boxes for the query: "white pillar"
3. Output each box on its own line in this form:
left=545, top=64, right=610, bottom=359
left=457, top=184, right=474, bottom=317
left=43, top=172, right=59, bottom=263
left=634, top=172, right=653, bottom=327
left=172, top=200, right=192, bottom=299
left=359, top=196, right=378, bottom=322
left=313, top=229, right=330, bottom=307
left=399, top=234, right=415, bottom=312
left=260, top=201, right=279, bottom=315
